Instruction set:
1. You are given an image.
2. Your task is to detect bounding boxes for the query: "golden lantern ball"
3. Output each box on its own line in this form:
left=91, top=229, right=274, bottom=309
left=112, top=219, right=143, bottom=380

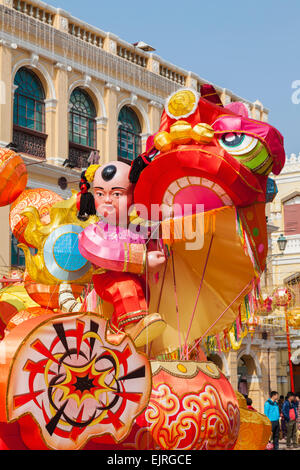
left=191, top=123, right=215, bottom=144
left=154, top=131, right=173, bottom=152
left=233, top=392, right=271, bottom=450
left=272, top=287, right=295, bottom=308
left=0, top=148, right=28, bottom=207
left=246, top=314, right=259, bottom=336
left=9, top=188, right=63, bottom=247
left=169, top=120, right=192, bottom=144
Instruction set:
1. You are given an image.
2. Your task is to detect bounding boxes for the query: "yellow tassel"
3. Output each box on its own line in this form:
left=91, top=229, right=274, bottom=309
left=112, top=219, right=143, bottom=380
left=85, top=164, right=101, bottom=183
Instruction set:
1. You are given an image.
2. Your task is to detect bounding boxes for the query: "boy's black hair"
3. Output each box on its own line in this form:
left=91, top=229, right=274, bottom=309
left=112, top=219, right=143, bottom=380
left=77, top=171, right=96, bottom=221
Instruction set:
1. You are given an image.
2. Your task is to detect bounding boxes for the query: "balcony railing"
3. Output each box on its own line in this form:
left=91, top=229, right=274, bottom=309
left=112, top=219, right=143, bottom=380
left=68, top=142, right=95, bottom=169
left=0, top=2, right=268, bottom=116
left=12, top=0, right=54, bottom=25
left=0, top=5, right=179, bottom=101
left=13, top=125, right=47, bottom=159
left=68, top=22, right=104, bottom=49
left=117, top=45, right=148, bottom=68
left=159, top=65, right=186, bottom=86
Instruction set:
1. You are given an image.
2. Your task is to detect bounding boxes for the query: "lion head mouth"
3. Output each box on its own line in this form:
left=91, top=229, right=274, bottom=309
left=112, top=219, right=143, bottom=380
left=162, top=176, right=233, bottom=217
left=133, top=144, right=265, bottom=221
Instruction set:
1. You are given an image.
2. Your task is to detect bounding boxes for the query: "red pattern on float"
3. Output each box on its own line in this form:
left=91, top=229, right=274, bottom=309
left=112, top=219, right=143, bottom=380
left=86, top=361, right=240, bottom=450
left=0, top=148, right=27, bottom=207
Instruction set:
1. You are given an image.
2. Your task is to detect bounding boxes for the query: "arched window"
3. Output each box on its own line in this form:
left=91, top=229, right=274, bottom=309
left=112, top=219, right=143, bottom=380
left=237, top=357, right=248, bottom=397
left=69, top=88, right=96, bottom=149
left=13, top=67, right=45, bottom=133
left=118, top=106, right=141, bottom=163
left=207, top=354, right=223, bottom=371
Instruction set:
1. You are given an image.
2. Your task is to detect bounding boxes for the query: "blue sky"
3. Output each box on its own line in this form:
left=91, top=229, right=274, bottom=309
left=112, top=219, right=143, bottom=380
left=49, top=0, right=300, bottom=156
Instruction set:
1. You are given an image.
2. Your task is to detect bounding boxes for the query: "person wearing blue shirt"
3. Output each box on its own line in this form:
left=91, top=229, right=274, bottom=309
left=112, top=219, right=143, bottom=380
left=282, top=392, right=298, bottom=449
left=264, top=391, right=280, bottom=450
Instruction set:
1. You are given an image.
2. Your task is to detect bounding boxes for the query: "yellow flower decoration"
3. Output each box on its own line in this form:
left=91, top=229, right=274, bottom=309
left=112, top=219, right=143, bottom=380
left=85, top=164, right=101, bottom=183
left=166, top=89, right=199, bottom=120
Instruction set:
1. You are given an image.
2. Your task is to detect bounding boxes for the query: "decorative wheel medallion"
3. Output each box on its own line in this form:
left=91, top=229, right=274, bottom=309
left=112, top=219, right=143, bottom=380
left=6, top=313, right=151, bottom=450
left=43, top=224, right=91, bottom=282
left=165, top=89, right=199, bottom=120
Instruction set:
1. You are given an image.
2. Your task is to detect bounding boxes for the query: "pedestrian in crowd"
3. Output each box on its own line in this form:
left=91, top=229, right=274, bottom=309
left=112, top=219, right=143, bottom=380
left=295, top=393, right=300, bottom=444
left=295, top=393, right=300, bottom=428
left=278, top=395, right=285, bottom=438
left=282, top=392, right=298, bottom=449
left=238, top=376, right=248, bottom=397
left=278, top=395, right=284, bottom=413
left=264, top=391, right=280, bottom=450
left=246, top=397, right=256, bottom=411
left=278, top=394, right=287, bottom=439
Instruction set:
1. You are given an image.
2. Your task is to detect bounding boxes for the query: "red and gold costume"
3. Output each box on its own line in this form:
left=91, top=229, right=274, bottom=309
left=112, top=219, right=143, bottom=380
left=78, top=220, right=149, bottom=333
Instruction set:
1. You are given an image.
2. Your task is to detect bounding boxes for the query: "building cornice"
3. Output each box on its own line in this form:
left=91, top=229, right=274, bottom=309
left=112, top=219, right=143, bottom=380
left=22, top=155, right=81, bottom=179
left=13, top=0, right=266, bottom=111
left=0, top=28, right=168, bottom=105
left=272, top=255, right=300, bottom=266
left=0, top=4, right=268, bottom=112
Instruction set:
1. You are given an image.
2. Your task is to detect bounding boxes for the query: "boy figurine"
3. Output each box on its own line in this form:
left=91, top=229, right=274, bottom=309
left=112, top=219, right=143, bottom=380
left=78, top=161, right=166, bottom=347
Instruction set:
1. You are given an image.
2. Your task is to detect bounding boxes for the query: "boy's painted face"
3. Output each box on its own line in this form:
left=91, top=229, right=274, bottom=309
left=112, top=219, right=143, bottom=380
left=93, top=161, right=133, bottom=225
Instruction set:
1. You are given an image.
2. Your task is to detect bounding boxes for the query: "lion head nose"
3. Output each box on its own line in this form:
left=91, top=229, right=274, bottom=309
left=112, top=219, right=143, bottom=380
left=154, top=121, right=215, bottom=153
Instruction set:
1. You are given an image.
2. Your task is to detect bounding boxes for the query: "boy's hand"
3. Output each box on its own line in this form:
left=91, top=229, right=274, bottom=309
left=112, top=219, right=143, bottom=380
left=147, top=250, right=166, bottom=272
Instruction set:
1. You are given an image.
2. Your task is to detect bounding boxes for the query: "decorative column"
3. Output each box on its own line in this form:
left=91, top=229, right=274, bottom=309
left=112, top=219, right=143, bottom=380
left=52, top=12, right=69, bottom=34
left=0, top=0, right=13, bottom=7
left=147, top=100, right=163, bottom=138
left=96, top=116, right=108, bottom=162
left=251, top=101, right=262, bottom=121
left=227, top=349, right=238, bottom=391
left=186, top=72, right=198, bottom=91
left=220, top=88, right=232, bottom=106
left=51, top=62, right=72, bottom=165
left=269, top=349, right=278, bottom=392
left=259, top=348, right=271, bottom=408
left=147, top=54, right=160, bottom=75
left=104, top=82, right=120, bottom=163
left=103, top=33, right=118, bottom=56
left=45, top=98, right=58, bottom=163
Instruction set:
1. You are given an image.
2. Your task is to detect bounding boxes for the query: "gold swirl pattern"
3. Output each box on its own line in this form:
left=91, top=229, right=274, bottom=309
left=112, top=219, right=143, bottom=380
left=125, top=382, right=239, bottom=450
left=10, top=189, right=63, bottom=243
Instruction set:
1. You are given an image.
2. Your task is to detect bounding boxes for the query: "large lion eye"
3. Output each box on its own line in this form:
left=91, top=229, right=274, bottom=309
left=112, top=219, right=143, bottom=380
left=218, top=132, right=273, bottom=175
left=219, top=133, right=258, bottom=155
